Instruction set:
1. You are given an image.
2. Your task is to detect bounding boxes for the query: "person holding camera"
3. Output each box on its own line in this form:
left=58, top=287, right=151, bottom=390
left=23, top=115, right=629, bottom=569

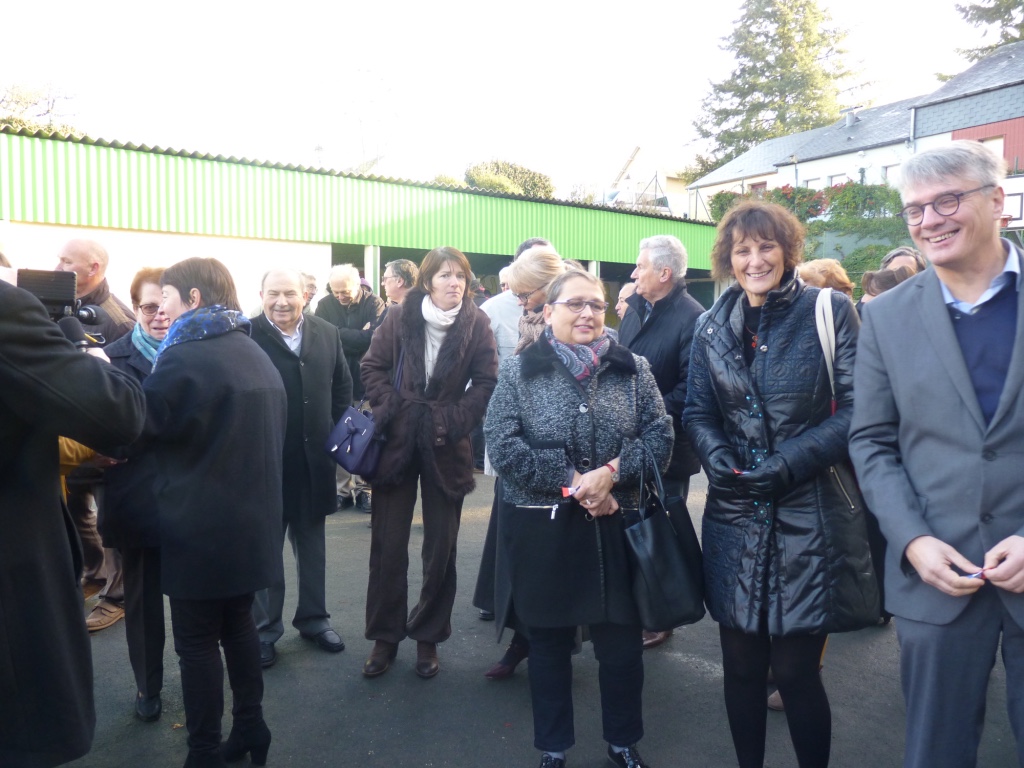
left=0, top=273, right=145, bottom=767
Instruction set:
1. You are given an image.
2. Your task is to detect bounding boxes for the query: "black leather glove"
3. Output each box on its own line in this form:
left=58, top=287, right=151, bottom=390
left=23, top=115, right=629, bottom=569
left=733, top=453, right=792, bottom=500
left=704, top=447, right=742, bottom=490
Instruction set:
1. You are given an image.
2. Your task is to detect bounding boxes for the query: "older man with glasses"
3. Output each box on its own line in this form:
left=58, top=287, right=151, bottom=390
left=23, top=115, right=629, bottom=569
left=851, top=141, right=1024, bottom=768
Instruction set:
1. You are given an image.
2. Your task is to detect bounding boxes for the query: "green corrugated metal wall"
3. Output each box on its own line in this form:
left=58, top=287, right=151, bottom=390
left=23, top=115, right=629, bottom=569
left=0, top=133, right=715, bottom=268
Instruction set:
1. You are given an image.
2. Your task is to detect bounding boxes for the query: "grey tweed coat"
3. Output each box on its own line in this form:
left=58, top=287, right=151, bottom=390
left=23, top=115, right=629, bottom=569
left=484, top=334, right=672, bottom=628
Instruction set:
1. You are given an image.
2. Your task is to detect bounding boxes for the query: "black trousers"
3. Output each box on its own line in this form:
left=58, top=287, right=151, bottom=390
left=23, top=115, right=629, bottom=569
left=121, top=546, right=164, bottom=698
left=365, top=466, right=464, bottom=645
left=528, top=622, right=644, bottom=752
left=169, top=594, right=265, bottom=755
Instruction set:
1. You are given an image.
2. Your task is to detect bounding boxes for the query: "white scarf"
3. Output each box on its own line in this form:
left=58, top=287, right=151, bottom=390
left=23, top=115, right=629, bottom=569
left=421, top=295, right=460, bottom=382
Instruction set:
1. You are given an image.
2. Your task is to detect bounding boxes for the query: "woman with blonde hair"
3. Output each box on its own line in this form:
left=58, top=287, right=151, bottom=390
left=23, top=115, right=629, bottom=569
left=474, top=243, right=579, bottom=680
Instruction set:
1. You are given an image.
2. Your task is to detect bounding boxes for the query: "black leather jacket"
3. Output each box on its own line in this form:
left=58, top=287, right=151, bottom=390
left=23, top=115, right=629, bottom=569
left=684, top=273, right=873, bottom=635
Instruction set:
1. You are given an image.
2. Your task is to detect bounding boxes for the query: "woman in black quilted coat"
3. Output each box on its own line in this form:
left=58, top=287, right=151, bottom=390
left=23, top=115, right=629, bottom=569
left=684, top=201, right=877, bottom=768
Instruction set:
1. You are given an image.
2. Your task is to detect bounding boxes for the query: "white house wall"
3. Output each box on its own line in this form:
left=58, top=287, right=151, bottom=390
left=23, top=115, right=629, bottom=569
left=0, top=220, right=333, bottom=314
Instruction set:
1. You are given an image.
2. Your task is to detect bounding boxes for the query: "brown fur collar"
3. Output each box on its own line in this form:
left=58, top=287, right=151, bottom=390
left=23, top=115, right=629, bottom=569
left=399, top=288, right=481, bottom=399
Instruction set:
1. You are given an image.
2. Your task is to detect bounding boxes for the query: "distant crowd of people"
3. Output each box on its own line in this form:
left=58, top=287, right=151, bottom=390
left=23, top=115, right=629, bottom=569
left=2, top=140, right=1024, bottom=768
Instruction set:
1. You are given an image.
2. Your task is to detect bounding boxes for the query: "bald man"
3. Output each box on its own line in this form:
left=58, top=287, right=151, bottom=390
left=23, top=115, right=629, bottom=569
left=250, top=269, right=353, bottom=666
left=56, top=238, right=137, bottom=633
left=56, top=239, right=135, bottom=347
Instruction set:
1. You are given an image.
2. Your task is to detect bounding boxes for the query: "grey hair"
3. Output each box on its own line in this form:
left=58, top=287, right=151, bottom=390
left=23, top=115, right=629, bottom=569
left=328, top=263, right=360, bottom=284
left=898, top=141, right=1006, bottom=199
left=546, top=268, right=604, bottom=304
left=639, top=235, right=687, bottom=280
left=880, top=246, right=927, bottom=273
left=385, top=258, right=419, bottom=288
left=498, top=265, right=512, bottom=284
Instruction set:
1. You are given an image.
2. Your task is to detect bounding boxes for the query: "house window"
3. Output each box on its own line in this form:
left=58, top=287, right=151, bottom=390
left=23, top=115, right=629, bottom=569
left=749, top=182, right=767, bottom=198
left=882, top=164, right=900, bottom=182
left=829, top=174, right=849, bottom=186
left=803, top=178, right=822, bottom=190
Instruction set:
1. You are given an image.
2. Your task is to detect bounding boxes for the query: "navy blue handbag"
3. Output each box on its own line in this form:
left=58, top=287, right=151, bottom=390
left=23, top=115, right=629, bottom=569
left=326, top=349, right=403, bottom=476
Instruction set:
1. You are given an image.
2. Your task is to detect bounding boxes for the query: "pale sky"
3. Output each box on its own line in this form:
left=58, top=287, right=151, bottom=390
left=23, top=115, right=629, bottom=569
left=3, top=0, right=988, bottom=194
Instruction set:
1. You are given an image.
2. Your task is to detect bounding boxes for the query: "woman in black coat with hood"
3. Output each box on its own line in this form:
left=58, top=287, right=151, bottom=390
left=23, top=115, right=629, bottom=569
left=684, top=202, right=877, bottom=768
left=145, top=258, right=287, bottom=768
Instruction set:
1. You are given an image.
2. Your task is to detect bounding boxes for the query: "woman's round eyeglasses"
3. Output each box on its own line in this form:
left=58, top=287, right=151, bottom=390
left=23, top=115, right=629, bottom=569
left=515, top=287, right=541, bottom=304
left=137, top=303, right=160, bottom=317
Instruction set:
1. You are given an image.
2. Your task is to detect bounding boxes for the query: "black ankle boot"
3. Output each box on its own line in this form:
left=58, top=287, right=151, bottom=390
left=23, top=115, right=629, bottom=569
left=220, top=720, right=271, bottom=766
left=183, top=752, right=228, bottom=768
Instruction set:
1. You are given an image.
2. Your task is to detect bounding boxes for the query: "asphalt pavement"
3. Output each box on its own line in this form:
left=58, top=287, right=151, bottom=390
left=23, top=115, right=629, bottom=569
left=70, top=473, right=1015, bottom=768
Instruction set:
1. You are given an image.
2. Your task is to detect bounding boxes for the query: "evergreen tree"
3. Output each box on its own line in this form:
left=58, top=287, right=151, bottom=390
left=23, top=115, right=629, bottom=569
left=956, top=0, right=1024, bottom=61
left=694, top=0, right=848, bottom=166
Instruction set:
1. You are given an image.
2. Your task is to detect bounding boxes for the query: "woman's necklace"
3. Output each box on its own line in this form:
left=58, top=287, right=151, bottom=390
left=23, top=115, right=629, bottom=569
left=744, top=323, right=758, bottom=348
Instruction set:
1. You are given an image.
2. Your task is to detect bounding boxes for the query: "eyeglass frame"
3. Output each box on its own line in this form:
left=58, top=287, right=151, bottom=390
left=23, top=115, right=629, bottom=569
left=548, top=299, right=609, bottom=314
left=137, top=303, right=160, bottom=317
left=515, top=286, right=542, bottom=304
left=899, top=185, right=994, bottom=226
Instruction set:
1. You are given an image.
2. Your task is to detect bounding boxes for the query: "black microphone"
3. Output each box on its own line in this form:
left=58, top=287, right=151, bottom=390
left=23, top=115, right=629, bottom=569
left=58, top=316, right=91, bottom=353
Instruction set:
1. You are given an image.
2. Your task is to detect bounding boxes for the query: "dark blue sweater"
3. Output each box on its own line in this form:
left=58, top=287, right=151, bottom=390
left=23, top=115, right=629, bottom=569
left=948, top=280, right=1018, bottom=424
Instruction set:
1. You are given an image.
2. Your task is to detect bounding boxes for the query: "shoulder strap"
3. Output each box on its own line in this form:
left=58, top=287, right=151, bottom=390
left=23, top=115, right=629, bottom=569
left=814, top=287, right=836, bottom=400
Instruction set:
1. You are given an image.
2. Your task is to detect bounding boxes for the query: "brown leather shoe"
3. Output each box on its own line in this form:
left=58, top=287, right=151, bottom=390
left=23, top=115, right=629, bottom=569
left=484, top=638, right=529, bottom=680
left=415, top=641, right=439, bottom=679
left=86, top=600, right=125, bottom=632
left=641, top=629, right=673, bottom=650
left=362, top=641, right=397, bottom=678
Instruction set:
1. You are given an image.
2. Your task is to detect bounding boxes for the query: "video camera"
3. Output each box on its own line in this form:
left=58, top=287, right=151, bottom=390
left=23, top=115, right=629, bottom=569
left=17, top=269, right=110, bottom=347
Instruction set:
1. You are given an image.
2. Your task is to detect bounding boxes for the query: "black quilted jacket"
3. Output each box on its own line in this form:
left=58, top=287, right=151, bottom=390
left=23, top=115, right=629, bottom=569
left=684, top=273, right=874, bottom=635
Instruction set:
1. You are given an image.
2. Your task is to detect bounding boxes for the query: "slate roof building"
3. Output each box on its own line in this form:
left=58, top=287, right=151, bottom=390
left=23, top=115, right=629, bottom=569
left=687, top=40, right=1024, bottom=228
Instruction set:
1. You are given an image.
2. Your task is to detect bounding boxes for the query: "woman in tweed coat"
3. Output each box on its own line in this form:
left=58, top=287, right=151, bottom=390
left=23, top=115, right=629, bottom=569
left=485, top=269, right=672, bottom=768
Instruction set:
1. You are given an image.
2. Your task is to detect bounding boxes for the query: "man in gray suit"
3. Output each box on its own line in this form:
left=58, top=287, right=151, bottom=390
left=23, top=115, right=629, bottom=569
left=850, top=141, right=1024, bottom=768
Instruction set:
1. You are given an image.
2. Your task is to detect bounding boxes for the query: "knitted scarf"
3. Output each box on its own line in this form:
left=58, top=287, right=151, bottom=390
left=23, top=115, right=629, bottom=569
left=544, top=324, right=611, bottom=384
left=131, top=322, right=163, bottom=368
left=154, top=306, right=250, bottom=368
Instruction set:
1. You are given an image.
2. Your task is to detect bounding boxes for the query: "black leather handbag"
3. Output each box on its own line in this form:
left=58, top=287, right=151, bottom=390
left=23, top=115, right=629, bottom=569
left=325, top=349, right=403, bottom=476
left=624, top=459, right=706, bottom=631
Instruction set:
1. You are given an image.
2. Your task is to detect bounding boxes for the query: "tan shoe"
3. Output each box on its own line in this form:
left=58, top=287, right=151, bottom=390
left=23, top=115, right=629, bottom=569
left=767, top=689, right=784, bottom=711
left=86, top=600, right=125, bottom=632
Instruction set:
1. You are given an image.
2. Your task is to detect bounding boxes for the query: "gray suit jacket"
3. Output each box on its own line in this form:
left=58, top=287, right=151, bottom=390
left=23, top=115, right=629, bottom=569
left=849, top=244, right=1024, bottom=627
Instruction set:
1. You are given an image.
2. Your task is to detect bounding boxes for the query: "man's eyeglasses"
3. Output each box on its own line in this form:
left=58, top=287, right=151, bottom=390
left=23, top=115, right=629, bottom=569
left=899, top=185, right=994, bottom=226
left=137, top=303, right=160, bottom=317
left=515, top=287, right=541, bottom=304
left=549, top=299, right=609, bottom=314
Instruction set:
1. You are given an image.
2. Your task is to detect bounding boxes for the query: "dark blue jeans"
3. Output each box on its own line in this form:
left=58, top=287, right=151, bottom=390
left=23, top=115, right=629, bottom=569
left=169, top=593, right=265, bottom=755
left=527, top=622, right=644, bottom=752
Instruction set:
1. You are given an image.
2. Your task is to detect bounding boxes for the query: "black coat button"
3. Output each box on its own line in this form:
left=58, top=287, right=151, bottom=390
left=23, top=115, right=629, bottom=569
left=983, top=450, right=997, bottom=461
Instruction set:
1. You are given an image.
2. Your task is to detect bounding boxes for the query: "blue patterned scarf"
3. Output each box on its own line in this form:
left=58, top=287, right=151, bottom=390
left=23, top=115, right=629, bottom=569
left=154, top=306, right=250, bottom=368
left=544, top=325, right=611, bottom=384
left=131, top=322, right=163, bottom=368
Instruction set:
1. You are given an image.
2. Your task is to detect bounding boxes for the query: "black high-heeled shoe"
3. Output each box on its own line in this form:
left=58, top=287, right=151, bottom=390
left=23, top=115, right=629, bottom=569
left=220, top=720, right=271, bottom=766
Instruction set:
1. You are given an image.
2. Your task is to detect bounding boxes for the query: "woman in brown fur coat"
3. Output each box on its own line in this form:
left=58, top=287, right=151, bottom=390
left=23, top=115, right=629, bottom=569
left=360, top=246, right=498, bottom=679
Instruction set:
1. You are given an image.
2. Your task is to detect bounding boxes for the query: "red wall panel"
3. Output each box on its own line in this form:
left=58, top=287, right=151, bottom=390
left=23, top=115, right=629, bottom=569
left=954, top=118, right=1024, bottom=174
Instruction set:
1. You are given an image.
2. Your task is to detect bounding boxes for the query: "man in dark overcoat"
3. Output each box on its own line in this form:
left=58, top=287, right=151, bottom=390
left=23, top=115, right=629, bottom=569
left=0, top=277, right=145, bottom=767
left=619, top=234, right=705, bottom=649
left=251, top=269, right=353, bottom=667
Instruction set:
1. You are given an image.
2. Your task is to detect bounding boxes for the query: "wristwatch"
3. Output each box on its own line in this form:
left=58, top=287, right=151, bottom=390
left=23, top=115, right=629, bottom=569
left=604, top=463, right=619, bottom=484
